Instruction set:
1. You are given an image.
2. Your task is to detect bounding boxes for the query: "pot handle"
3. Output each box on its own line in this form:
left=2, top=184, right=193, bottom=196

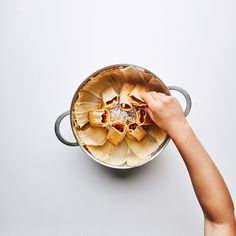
left=167, top=86, right=192, bottom=117
left=54, top=111, right=78, bottom=146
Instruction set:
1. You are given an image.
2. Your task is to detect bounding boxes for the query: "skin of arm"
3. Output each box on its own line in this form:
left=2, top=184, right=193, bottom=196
left=142, top=91, right=236, bottom=236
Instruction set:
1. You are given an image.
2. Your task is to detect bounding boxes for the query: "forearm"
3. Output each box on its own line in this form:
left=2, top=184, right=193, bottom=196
left=142, top=91, right=236, bottom=233
left=169, top=121, right=235, bottom=224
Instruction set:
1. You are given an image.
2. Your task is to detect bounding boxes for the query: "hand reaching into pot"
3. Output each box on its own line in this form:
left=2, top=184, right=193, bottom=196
left=142, top=92, right=187, bottom=138
left=142, top=91, right=236, bottom=236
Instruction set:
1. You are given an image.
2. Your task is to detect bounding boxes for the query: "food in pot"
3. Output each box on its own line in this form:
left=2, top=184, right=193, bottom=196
left=76, top=127, right=108, bottom=146
left=129, top=83, right=148, bottom=107
left=106, top=121, right=127, bottom=145
left=127, top=123, right=147, bottom=142
left=101, top=87, right=119, bottom=109
left=120, top=82, right=133, bottom=111
left=136, top=108, right=153, bottom=126
left=89, top=109, right=110, bottom=127
left=72, top=66, right=168, bottom=167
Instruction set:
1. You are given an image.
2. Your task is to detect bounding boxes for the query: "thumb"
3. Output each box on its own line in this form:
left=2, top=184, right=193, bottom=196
left=142, top=92, right=156, bottom=110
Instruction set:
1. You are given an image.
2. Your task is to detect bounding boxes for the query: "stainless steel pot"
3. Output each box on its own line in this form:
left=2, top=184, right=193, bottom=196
left=54, top=64, right=192, bottom=169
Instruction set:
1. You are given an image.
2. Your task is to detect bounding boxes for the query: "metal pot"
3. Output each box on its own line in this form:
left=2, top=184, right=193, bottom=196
left=54, top=64, right=192, bottom=169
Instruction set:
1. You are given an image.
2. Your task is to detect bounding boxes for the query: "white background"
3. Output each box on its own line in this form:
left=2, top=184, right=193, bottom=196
left=0, top=0, right=236, bottom=235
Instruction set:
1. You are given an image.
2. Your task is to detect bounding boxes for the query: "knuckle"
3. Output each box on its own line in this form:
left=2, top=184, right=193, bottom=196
left=169, top=96, right=176, bottom=103
left=157, top=103, right=164, bottom=111
left=164, top=96, right=175, bottom=104
left=152, top=103, right=159, bottom=111
left=163, top=97, right=171, bottom=105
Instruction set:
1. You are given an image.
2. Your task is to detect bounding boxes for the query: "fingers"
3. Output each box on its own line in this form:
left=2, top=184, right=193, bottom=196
left=144, top=91, right=164, bottom=105
left=143, top=91, right=170, bottom=113
left=149, top=91, right=166, bottom=101
left=142, top=92, right=156, bottom=110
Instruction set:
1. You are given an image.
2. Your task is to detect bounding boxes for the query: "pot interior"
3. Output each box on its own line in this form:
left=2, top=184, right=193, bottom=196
left=70, top=64, right=170, bottom=169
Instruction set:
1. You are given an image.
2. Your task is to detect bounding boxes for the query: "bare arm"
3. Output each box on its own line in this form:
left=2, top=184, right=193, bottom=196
left=143, top=92, right=236, bottom=236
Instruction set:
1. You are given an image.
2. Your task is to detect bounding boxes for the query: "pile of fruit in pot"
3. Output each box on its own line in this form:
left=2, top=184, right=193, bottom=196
left=72, top=66, right=169, bottom=167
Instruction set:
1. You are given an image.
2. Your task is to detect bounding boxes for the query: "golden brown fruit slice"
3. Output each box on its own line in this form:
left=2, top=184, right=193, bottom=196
left=101, top=87, right=119, bottom=109
left=127, top=123, right=147, bottom=142
left=89, top=109, right=110, bottom=127
left=106, top=121, right=127, bottom=145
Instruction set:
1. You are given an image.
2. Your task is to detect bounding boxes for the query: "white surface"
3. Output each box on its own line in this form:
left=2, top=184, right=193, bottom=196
left=0, top=0, right=236, bottom=235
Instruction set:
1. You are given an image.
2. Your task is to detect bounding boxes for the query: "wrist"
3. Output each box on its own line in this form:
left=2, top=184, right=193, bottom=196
left=167, top=120, right=191, bottom=140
